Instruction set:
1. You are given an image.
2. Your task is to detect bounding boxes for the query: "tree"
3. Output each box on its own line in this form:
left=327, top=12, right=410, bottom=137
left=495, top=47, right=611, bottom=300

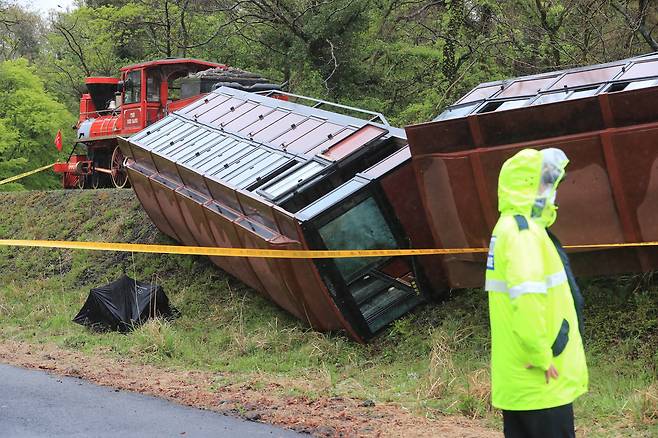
left=0, top=3, right=45, bottom=62
left=0, top=59, right=76, bottom=191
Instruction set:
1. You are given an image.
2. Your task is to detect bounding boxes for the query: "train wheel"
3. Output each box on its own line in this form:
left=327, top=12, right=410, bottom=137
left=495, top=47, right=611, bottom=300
left=111, top=146, right=129, bottom=188
left=76, top=174, right=85, bottom=189
left=91, top=171, right=101, bottom=189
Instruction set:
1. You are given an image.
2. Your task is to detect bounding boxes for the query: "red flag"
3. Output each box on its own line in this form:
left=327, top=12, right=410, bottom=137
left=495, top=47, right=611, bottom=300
left=55, top=129, right=63, bottom=152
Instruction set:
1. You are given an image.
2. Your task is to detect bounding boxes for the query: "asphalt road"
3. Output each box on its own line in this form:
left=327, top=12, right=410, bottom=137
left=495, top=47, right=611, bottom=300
left=0, top=364, right=302, bottom=438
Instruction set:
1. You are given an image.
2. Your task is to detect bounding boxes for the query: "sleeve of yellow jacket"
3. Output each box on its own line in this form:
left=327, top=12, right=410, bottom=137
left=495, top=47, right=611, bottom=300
left=504, top=229, right=553, bottom=371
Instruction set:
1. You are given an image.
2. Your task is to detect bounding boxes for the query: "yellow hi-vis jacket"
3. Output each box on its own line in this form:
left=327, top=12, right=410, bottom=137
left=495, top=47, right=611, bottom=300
left=485, top=149, right=588, bottom=411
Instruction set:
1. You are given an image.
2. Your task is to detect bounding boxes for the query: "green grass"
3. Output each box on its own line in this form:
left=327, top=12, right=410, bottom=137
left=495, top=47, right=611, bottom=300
left=1, top=189, right=658, bottom=436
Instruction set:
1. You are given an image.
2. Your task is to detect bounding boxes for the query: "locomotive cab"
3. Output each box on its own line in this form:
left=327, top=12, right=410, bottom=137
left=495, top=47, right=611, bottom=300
left=119, top=60, right=225, bottom=135
left=57, top=59, right=226, bottom=189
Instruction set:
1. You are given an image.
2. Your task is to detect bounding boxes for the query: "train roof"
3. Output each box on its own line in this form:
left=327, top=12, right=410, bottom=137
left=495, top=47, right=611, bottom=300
left=435, top=51, right=658, bottom=121
left=125, top=87, right=408, bottom=221
left=120, top=58, right=225, bottom=72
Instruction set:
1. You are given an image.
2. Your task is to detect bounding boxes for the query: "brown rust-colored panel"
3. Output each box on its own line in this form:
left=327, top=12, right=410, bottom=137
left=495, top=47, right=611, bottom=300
left=477, top=97, right=604, bottom=147
left=233, top=218, right=306, bottom=319
left=607, top=87, right=658, bottom=127
left=405, top=117, right=473, bottom=156
left=320, top=125, right=387, bottom=161
left=132, top=146, right=156, bottom=169
left=202, top=202, right=266, bottom=292
left=272, top=205, right=299, bottom=240
left=235, top=190, right=280, bottom=232
left=148, top=175, right=199, bottom=246
left=176, top=165, right=211, bottom=198
left=151, top=153, right=183, bottom=183
left=126, top=168, right=180, bottom=241
left=412, top=155, right=488, bottom=288
left=204, top=177, right=244, bottom=214
left=609, top=127, right=658, bottom=244
left=173, top=189, right=245, bottom=273
left=174, top=189, right=214, bottom=245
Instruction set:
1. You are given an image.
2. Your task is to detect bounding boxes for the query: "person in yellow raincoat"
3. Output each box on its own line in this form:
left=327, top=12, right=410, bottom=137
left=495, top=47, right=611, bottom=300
left=485, top=148, right=588, bottom=437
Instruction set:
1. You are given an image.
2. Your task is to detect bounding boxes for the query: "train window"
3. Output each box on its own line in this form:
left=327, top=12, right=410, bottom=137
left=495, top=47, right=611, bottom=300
left=318, top=196, right=397, bottom=282
left=147, top=73, right=161, bottom=102
left=533, top=92, right=567, bottom=105
left=168, top=77, right=183, bottom=101
left=433, top=102, right=477, bottom=121
left=260, top=161, right=326, bottom=200
left=124, top=70, right=141, bottom=104
left=626, top=79, right=658, bottom=90
left=477, top=98, right=529, bottom=113
left=566, top=86, right=598, bottom=100
left=495, top=99, right=529, bottom=111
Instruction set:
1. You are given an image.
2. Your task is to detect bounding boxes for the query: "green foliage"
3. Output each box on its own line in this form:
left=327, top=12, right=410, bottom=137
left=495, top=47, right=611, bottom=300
left=0, top=59, right=75, bottom=190
left=0, top=0, right=655, bottom=122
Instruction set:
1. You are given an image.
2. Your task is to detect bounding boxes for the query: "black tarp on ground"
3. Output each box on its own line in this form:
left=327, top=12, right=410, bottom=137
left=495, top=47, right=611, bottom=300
left=73, top=275, right=176, bottom=332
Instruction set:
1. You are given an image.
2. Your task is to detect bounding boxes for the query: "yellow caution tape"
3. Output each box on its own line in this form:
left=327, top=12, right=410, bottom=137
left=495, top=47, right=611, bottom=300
left=0, top=238, right=656, bottom=259
left=0, top=163, right=54, bottom=186
left=0, top=239, right=485, bottom=258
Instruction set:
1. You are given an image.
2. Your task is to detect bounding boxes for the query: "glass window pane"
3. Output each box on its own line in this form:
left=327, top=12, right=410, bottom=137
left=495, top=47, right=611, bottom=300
left=124, top=70, right=141, bottom=104
left=147, top=73, right=161, bottom=102
left=533, top=92, right=567, bottom=105
left=625, top=79, right=658, bottom=91
left=318, top=197, right=398, bottom=282
left=566, top=87, right=598, bottom=100
left=433, top=103, right=477, bottom=121
left=495, top=99, right=529, bottom=111
left=261, top=161, right=325, bottom=199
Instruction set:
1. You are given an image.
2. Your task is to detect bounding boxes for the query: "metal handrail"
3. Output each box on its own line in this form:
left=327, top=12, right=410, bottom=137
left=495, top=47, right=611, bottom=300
left=255, top=90, right=390, bottom=127
left=79, top=108, right=120, bottom=118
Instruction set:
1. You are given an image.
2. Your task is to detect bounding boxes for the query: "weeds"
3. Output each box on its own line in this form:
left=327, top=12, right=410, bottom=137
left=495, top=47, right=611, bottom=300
left=1, top=190, right=658, bottom=435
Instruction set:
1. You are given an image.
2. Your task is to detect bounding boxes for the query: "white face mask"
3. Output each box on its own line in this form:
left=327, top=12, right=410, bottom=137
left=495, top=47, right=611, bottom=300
left=531, top=148, right=568, bottom=226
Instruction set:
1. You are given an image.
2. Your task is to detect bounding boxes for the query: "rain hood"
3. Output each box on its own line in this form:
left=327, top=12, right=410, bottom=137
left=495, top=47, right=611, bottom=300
left=497, top=148, right=568, bottom=227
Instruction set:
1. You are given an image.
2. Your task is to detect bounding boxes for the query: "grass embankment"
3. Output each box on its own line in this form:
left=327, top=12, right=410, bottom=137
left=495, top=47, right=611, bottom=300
left=0, top=189, right=657, bottom=436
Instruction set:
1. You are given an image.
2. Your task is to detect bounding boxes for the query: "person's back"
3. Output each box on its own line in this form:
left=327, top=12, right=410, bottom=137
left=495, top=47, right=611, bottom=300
left=485, top=148, right=588, bottom=437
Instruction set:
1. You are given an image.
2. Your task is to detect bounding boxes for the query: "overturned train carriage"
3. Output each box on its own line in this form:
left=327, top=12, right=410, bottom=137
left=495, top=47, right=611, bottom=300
left=406, top=52, right=658, bottom=288
left=119, top=87, right=446, bottom=341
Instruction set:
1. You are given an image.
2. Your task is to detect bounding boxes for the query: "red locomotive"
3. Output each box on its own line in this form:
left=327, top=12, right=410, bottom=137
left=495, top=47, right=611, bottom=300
left=54, top=58, right=279, bottom=188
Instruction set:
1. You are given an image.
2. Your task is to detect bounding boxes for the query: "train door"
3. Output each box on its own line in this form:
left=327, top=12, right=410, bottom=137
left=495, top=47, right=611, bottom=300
left=145, top=68, right=163, bottom=125
left=302, top=184, right=426, bottom=339
left=121, top=68, right=145, bottom=134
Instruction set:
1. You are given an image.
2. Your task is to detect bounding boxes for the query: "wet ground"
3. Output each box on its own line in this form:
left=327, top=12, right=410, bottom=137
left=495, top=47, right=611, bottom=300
left=0, top=363, right=301, bottom=438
